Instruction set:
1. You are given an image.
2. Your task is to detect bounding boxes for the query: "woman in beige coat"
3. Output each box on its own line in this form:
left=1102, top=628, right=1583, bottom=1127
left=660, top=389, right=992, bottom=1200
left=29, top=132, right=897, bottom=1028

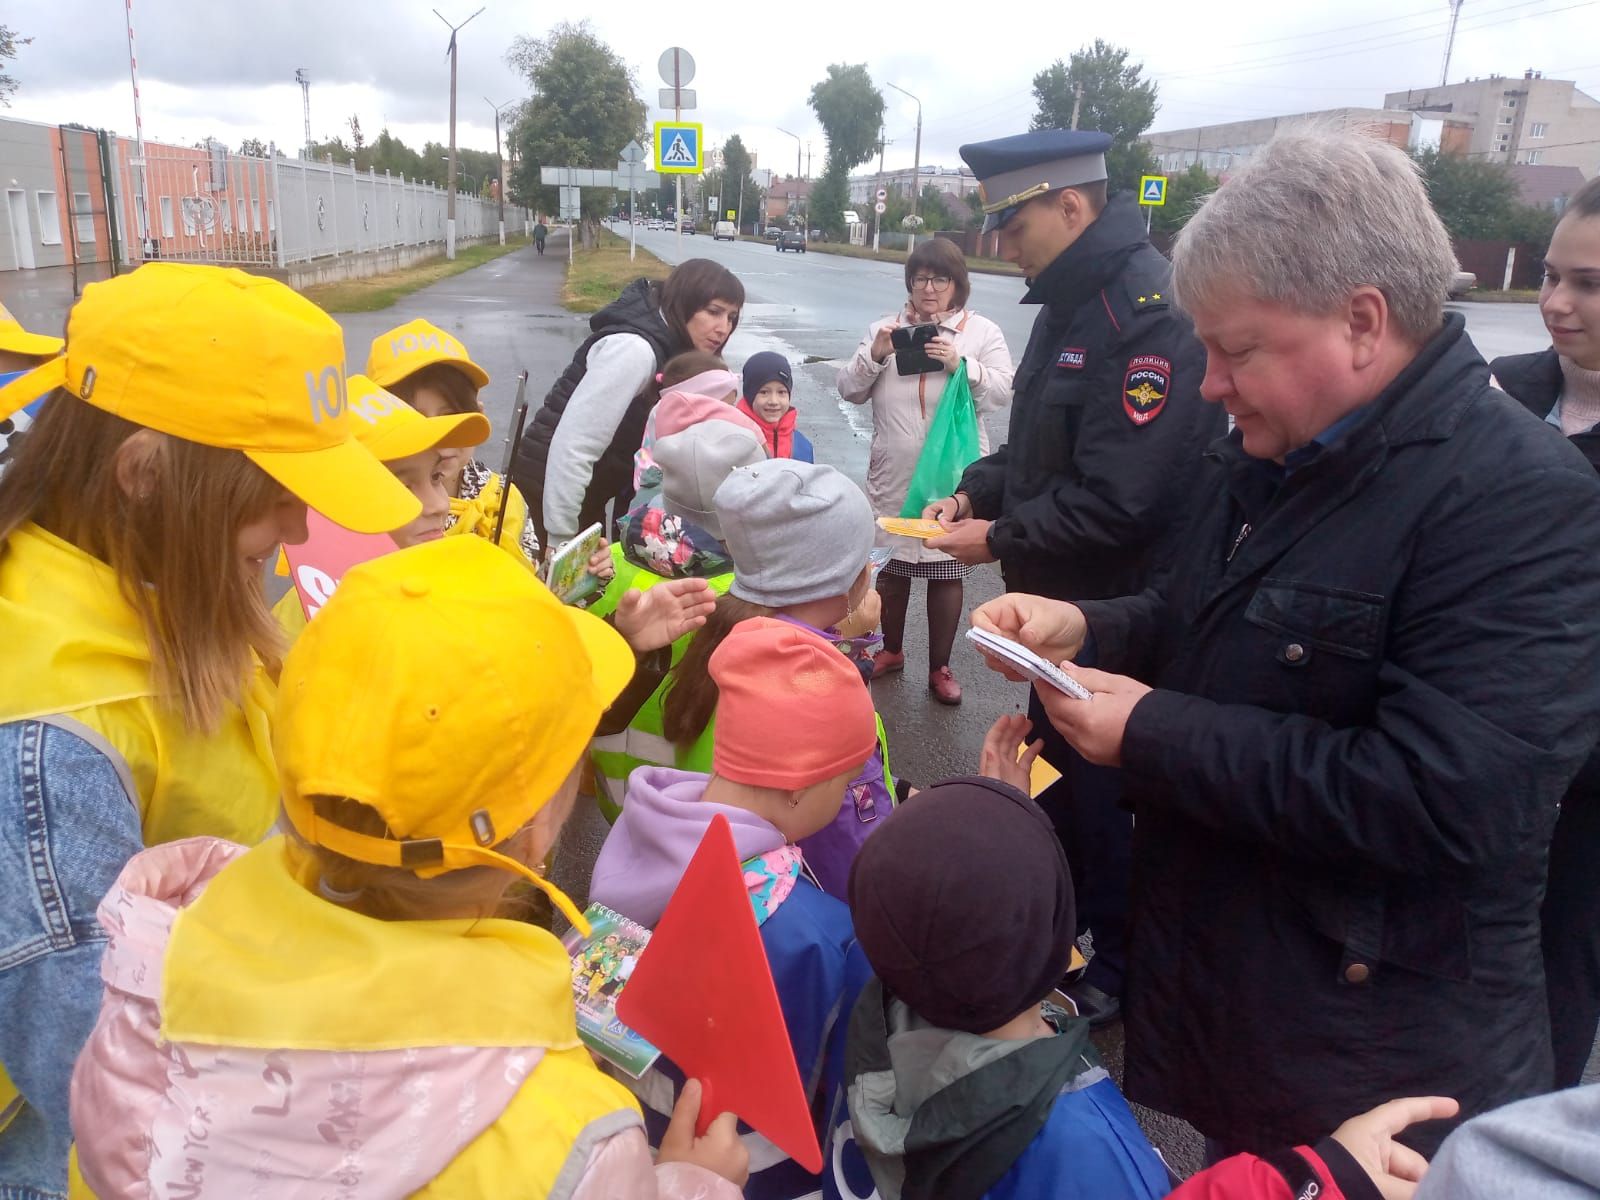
left=837, top=238, right=1014, bottom=705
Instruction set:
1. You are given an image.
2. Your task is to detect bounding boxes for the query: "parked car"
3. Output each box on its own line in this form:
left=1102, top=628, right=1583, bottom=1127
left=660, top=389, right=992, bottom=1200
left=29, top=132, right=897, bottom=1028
left=764, top=226, right=782, bottom=239
left=1448, top=269, right=1477, bottom=298
left=777, top=230, right=807, bottom=253
left=646, top=218, right=663, bottom=230
left=713, top=220, right=737, bottom=241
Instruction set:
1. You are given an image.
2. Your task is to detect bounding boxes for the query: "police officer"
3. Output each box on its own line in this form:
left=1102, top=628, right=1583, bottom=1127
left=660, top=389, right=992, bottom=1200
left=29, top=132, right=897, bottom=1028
left=926, top=129, right=1222, bottom=1024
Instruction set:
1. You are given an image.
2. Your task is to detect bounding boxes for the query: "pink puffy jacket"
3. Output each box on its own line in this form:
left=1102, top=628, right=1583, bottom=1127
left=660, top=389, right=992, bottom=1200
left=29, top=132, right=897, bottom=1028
left=69, top=837, right=741, bottom=1200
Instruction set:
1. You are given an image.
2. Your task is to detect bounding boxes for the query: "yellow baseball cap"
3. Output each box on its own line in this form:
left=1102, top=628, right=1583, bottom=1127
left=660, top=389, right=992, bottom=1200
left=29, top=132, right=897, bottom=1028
left=0, top=263, right=419, bottom=536
left=275, top=536, right=634, bottom=933
left=346, top=373, right=490, bottom=462
left=0, top=301, right=63, bottom=359
left=365, top=318, right=490, bottom=391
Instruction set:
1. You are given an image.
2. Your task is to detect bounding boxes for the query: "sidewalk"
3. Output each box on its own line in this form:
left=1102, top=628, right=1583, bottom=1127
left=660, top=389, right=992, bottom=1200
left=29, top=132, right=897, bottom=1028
left=332, top=233, right=583, bottom=444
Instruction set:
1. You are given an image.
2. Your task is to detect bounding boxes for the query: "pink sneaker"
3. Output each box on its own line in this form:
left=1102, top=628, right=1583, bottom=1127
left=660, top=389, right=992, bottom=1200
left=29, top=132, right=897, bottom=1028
left=870, top=649, right=906, bottom=679
left=929, top=666, right=962, bottom=706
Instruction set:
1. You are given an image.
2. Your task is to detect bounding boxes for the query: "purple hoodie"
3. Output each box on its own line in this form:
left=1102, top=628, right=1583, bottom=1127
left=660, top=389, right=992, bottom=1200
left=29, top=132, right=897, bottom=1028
left=590, top=766, right=787, bottom=927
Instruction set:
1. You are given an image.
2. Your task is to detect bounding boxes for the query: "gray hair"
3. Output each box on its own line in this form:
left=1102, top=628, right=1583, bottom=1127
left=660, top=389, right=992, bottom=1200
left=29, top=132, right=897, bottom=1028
left=1171, top=126, right=1457, bottom=342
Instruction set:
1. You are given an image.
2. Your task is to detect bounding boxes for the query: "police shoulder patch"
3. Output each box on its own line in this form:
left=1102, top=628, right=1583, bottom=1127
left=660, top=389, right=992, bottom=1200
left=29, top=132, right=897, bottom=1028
left=1123, top=355, right=1170, bottom=425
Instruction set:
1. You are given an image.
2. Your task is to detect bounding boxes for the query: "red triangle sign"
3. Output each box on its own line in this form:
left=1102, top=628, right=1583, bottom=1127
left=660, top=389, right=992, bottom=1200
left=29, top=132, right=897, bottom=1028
left=615, top=814, right=823, bottom=1173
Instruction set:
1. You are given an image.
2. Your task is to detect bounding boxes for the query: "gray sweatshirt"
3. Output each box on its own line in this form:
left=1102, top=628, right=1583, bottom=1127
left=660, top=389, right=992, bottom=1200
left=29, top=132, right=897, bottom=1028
left=1417, top=1085, right=1600, bottom=1198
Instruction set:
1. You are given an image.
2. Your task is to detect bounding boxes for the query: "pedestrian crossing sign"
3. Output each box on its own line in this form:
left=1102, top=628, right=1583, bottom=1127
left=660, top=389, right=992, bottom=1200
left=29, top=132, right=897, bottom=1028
left=1139, top=175, right=1168, bottom=207
left=655, top=122, right=703, bottom=175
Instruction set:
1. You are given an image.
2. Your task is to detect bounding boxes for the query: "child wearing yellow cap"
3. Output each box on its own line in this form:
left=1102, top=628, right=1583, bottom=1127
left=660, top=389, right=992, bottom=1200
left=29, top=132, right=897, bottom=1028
left=366, top=317, right=541, bottom=567
left=69, top=537, right=749, bottom=1200
left=0, top=263, right=418, bottom=1198
left=270, top=373, right=490, bottom=642
left=0, top=300, right=66, bottom=474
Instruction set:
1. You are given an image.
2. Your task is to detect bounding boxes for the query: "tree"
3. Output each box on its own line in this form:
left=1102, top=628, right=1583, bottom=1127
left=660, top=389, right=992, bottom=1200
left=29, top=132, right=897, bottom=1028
left=0, top=25, right=28, bottom=108
left=721, top=134, right=755, bottom=222
left=1031, top=40, right=1158, bottom=195
left=919, top=183, right=955, bottom=230
left=1150, top=162, right=1218, bottom=235
left=507, top=21, right=645, bottom=227
left=348, top=115, right=366, bottom=153
left=1411, top=147, right=1557, bottom=247
left=238, top=137, right=270, bottom=158
left=808, top=63, right=884, bottom=235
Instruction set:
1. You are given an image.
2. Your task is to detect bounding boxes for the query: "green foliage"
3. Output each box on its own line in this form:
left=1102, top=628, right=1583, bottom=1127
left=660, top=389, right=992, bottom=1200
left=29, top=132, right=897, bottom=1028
left=302, top=128, right=498, bottom=193
left=1150, top=162, right=1218, bottom=234
left=811, top=165, right=850, bottom=239
left=1030, top=40, right=1159, bottom=196
left=507, top=21, right=646, bottom=219
left=809, top=64, right=885, bottom=172
left=1413, top=148, right=1557, bottom=244
left=807, top=63, right=885, bottom=234
left=0, top=25, right=28, bottom=107
left=720, top=134, right=756, bottom=219
left=238, top=137, right=270, bottom=158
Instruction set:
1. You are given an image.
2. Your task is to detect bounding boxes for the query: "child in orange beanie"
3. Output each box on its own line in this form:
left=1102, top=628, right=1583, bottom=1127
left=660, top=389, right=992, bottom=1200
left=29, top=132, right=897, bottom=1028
left=590, top=615, right=879, bottom=1198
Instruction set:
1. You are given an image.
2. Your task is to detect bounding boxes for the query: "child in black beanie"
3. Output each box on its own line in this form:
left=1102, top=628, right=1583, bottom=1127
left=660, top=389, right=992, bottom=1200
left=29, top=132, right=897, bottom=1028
left=841, top=770, right=1170, bottom=1200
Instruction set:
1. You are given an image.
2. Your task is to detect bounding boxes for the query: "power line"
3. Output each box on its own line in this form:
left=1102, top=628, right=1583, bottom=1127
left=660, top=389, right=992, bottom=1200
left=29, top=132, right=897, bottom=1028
left=1153, top=0, right=1592, bottom=84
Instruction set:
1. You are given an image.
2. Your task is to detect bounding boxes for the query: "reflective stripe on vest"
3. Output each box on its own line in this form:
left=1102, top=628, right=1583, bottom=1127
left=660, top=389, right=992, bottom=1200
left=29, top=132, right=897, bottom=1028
left=589, top=554, right=732, bottom=821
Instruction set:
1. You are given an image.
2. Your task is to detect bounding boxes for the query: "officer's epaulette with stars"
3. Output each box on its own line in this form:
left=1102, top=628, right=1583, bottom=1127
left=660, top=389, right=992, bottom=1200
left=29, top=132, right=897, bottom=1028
left=1106, top=249, right=1175, bottom=326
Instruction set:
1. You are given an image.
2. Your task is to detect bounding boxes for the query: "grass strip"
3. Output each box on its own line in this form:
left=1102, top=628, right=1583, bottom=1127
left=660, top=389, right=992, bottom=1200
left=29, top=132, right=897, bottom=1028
left=562, top=228, right=672, bottom=312
left=799, top=239, right=1024, bottom=278
left=299, top=235, right=531, bottom=312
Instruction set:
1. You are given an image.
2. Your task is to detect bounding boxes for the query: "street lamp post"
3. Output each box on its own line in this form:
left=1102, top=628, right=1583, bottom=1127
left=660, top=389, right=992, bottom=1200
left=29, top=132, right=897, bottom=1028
left=434, top=5, right=484, bottom=260
left=887, top=82, right=922, bottom=253
left=485, top=97, right=512, bottom=244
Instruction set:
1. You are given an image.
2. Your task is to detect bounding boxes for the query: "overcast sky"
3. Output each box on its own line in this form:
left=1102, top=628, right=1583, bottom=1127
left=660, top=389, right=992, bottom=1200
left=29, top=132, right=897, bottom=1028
left=5, top=0, right=1596, bottom=177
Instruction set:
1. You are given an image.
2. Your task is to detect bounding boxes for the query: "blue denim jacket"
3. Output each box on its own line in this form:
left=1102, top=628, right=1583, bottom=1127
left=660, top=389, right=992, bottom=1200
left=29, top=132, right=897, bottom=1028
left=0, top=720, right=143, bottom=1200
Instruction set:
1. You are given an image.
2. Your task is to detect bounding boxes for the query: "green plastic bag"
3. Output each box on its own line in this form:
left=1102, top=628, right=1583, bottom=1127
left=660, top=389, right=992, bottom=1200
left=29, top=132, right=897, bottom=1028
left=899, top=364, right=982, bottom=518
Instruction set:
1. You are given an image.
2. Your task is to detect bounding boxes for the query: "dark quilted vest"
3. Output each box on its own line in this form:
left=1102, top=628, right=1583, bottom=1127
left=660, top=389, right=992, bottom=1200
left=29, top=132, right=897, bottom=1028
left=513, top=278, right=677, bottom=541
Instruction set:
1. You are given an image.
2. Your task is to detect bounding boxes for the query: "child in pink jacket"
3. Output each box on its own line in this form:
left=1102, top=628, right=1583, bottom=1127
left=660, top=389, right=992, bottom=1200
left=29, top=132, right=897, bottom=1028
left=68, top=538, right=746, bottom=1199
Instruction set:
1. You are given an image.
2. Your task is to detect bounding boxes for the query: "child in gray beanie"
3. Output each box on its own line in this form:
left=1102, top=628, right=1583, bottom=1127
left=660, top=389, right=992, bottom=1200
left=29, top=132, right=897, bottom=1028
left=658, top=459, right=898, bottom=898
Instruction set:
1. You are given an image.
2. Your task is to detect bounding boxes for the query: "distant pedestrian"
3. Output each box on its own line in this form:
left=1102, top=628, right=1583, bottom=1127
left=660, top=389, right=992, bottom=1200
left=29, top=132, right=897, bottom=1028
left=512, top=258, right=743, bottom=551
left=1487, top=171, right=1600, bottom=1090
left=534, top=219, right=548, bottom=254
left=838, top=236, right=1013, bottom=707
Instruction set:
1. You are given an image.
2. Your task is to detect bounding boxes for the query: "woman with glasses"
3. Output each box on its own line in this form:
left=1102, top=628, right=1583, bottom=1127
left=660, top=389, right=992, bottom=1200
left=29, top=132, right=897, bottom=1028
left=838, top=238, right=1014, bottom=705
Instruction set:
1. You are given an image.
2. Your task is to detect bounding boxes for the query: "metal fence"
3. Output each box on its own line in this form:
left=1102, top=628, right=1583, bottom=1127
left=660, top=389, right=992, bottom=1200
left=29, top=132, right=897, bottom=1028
left=117, top=142, right=525, bottom=268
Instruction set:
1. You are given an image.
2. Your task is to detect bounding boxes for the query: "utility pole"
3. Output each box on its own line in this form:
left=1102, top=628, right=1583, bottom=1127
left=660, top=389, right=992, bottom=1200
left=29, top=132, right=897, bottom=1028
left=124, top=0, right=155, bottom=258
left=295, top=68, right=312, bottom=157
left=434, top=5, right=484, bottom=261
left=872, top=126, right=890, bottom=254
left=889, top=82, right=922, bottom=253
left=485, top=96, right=512, bottom=245
left=778, top=127, right=803, bottom=241
left=1439, top=0, right=1465, bottom=86
left=1070, top=81, right=1084, bottom=130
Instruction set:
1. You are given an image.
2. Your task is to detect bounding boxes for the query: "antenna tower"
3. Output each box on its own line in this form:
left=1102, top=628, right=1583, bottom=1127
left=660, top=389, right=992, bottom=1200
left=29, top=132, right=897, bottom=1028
left=295, top=68, right=312, bottom=156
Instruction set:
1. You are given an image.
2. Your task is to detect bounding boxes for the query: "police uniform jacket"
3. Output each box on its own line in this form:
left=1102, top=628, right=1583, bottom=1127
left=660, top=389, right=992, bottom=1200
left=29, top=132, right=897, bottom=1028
left=1078, top=315, right=1600, bottom=1154
left=957, top=194, right=1222, bottom=600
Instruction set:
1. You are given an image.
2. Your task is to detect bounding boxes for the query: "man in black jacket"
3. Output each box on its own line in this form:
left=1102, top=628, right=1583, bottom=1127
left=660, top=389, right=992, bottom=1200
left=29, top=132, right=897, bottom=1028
left=975, top=129, right=1600, bottom=1156
left=926, top=130, right=1223, bottom=1021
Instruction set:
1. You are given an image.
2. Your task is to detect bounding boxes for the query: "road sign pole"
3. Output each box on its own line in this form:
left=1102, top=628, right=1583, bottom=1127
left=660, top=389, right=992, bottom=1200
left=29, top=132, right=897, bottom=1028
left=673, top=48, right=683, bottom=255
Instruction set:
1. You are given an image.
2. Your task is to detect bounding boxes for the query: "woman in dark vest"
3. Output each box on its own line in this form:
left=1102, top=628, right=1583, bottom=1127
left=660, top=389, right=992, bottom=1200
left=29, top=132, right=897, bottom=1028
left=1490, top=173, right=1600, bottom=1088
left=514, top=258, right=744, bottom=549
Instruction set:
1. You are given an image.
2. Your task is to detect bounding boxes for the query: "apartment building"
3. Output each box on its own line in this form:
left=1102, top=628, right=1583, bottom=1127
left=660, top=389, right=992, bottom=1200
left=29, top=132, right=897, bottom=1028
left=847, top=165, right=978, bottom=205
left=1141, top=107, right=1472, bottom=174
left=1386, top=72, right=1600, bottom=175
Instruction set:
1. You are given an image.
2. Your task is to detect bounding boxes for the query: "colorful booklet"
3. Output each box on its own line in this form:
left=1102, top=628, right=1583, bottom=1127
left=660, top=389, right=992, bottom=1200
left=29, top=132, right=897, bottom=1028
left=544, top=521, right=606, bottom=606
left=563, top=903, right=662, bottom=1078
